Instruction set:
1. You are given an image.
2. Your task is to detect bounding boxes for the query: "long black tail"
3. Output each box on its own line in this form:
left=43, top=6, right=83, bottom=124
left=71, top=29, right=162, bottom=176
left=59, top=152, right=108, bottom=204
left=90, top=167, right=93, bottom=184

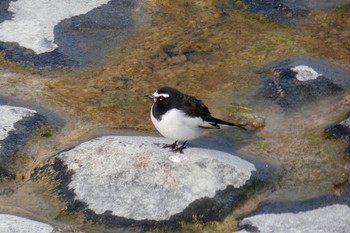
left=209, top=116, right=246, bottom=130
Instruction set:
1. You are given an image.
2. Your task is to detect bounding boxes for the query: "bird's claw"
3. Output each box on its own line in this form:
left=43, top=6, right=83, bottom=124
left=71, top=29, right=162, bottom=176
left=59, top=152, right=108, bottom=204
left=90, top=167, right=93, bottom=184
left=162, top=140, right=187, bottom=153
left=162, top=141, right=178, bottom=149
left=171, top=145, right=187, bottom=154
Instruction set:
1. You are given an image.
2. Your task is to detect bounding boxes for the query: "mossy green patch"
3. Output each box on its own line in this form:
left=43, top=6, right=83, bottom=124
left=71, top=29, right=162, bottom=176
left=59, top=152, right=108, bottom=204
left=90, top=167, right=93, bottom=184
left=224, top=102, right=266, bottom=128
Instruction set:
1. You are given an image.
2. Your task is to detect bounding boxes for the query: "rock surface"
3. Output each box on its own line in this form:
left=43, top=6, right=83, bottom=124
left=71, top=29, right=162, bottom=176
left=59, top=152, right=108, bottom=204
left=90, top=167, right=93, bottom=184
left=236, top=195, right=350, bottom=233
left=46, top=136, right=267, bottom=227
left=325, top=111, right=350, bottom=157
left=254, top=55, right=350, bottom=110
left=0, top=105, right=46, bottom=178
left=0, top=214, right=53, bottom=233
left=0, top=0, right=149, bottom=67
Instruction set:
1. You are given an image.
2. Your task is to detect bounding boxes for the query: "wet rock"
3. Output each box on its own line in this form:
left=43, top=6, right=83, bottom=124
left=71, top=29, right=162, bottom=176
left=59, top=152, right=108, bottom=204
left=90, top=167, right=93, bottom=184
left=236, top=194, right=350, bottom=233
left=0, top=101, right=61, bottom=178
left=325, top=111, right=350, bottom=157
left=43, top=136, right=269, bottom=229
left=0, top=214, right=54, bottom=233
left=0, top=0, right=13, bottom=23
left=254, top=55, right=349, bottom=110
left=0, top=105, right=44, bottom=178
left=325, top=111, right=350, bottom=140
left=228, top=0, right=350, bottom=26
left=0, top=0, right=149, bottom=68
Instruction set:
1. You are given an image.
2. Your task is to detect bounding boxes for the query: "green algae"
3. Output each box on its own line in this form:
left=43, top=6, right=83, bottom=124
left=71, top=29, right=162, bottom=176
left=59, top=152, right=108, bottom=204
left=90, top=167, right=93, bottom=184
left=224, top=102, right=266, bottom=128
left=29, top=125, right=59, bottom=141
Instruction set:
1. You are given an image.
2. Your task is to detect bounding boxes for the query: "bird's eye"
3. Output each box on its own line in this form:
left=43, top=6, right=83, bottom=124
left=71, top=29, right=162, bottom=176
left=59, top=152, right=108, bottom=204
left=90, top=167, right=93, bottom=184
left=158, top=96, right=164, bottom=101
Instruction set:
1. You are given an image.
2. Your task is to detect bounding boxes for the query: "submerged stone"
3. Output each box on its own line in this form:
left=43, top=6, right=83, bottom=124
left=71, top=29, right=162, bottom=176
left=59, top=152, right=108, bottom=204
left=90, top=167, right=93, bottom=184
left=47, top=136, right=268, bottom=228
left=228, top=0, right=350, bottom=26
left=325, top=111, right=350, bottom=157
left=0, top=214, right=54, bottom=233
left=0, top=99, right=62, bottom=178
left=254, top=55, right=350, bottom=110
left=236, top=194, right=350, bottom=233
left=0, top=105, right=44, bottom=178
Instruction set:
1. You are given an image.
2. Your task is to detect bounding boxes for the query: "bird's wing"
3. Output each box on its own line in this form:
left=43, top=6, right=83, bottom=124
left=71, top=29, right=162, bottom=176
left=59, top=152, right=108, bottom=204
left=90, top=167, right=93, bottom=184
left=181, top=96, right=220, bottom=129
left=181, top=95, right=246, bottom=130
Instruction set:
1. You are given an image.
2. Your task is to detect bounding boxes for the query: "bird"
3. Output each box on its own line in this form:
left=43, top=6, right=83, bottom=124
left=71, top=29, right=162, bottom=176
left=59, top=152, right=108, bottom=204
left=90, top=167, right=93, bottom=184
left=149, top=86, right=246, bottom=153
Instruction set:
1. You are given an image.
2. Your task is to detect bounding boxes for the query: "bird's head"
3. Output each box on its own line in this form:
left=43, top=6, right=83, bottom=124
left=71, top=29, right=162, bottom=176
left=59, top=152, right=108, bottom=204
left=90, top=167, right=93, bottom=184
left=149, top=87, right=175, bottom=103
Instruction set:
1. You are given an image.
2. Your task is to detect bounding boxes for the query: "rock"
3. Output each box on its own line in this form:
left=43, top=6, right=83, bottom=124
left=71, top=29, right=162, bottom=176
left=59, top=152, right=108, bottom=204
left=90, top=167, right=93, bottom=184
left=54, top=0, right=145, bottom=65
left=0, top=101, right=62, bottom=178
left=42, top=136, right=268, bottom=228
left=228, top=0, right=350, bottom=26
left=0, top=105, right=44, bottom=178
left=0, top=0, right=150, bottom=68
left=254, top=55, right=350, bottom=110
left=0, top=0, right=13, bottom=23
left=325, top=111, right=350, bottom=157
left=0, top=214, right=54, bottom=233
left=346, top=144, right=350, bottom=157
left=325, top=111, right=350, bottom=140
left=236, top=194, right=350, bottom=233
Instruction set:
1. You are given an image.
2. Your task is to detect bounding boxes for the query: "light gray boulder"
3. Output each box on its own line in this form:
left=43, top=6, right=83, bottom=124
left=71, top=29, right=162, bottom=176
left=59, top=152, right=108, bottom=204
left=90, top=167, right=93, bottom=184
left=0, top=214, right=53, bottom=233
left=236, top=195, right=350, bottom=233
left=236, top=204, right=350, bottom=233
left=48, top=136, right=268, bottom=228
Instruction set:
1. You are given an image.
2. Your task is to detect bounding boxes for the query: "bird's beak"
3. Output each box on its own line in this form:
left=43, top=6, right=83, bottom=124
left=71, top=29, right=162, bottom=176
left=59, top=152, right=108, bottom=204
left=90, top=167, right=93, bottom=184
left=147, top=95, right=155, bottom=102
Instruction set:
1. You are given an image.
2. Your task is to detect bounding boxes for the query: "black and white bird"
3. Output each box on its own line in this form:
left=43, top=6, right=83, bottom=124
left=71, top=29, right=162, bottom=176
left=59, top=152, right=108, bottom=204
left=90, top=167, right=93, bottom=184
left=149, top=86, right=246, bottom=153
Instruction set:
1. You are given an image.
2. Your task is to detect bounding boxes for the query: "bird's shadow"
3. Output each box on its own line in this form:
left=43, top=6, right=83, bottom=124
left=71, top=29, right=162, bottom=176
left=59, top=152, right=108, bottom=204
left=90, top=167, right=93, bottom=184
left=191, top=128, right=262, bottom=153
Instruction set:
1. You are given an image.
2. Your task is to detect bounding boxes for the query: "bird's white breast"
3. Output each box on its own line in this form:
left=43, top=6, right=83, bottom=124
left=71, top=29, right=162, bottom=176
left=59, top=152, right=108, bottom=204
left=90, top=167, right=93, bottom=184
left=151, top=108, right=205, bottom=141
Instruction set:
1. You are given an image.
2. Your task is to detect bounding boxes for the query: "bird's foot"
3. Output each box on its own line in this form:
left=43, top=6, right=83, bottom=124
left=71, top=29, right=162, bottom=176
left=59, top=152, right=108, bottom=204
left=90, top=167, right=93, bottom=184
left=171, top=145, right=187, bottom=154
left=163, top=141, right=178, bottom=149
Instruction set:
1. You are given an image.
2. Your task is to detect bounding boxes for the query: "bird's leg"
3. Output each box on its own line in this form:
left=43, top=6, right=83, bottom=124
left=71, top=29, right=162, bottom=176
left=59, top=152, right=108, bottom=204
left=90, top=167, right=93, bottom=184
left=163, top=140, right=178, bottom=149
left=172, top=141, right=187, bottom=154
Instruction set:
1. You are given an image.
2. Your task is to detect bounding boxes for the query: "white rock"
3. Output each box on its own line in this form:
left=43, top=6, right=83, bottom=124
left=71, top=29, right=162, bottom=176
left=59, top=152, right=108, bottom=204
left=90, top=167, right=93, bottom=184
left=58, top=136, right=256, bottom=221
left=0, top=0, right=111, bottom=54
left=0, top=214, right=53, bottom=233
left=291, top=65, right=322, bottom=81
left=236, top=204, right=350, bottom=233
left=0, top=105, right=36, bottom=141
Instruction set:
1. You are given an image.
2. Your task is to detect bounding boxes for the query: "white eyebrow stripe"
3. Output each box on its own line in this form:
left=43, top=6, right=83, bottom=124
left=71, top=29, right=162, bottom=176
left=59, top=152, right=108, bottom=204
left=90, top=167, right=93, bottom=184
left=153, top=92, right=169, bottom=98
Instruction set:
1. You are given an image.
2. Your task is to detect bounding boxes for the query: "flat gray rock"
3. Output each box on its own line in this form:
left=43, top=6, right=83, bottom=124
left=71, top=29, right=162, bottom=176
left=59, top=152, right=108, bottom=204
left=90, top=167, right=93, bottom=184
left=0, top=214, right=53, bottom=233
left=236, top=194, right=350, bottom=233
left=0, top=0, right=150, bottom=68
left=50, top=136, right=265, bottom=227
left=236, top=204, right=350, bottom=233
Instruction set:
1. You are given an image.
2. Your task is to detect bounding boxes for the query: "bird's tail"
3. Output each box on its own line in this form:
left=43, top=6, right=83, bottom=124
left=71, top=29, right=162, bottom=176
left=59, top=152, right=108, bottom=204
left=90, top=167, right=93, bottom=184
left=209, top=116, right=246, bottom=130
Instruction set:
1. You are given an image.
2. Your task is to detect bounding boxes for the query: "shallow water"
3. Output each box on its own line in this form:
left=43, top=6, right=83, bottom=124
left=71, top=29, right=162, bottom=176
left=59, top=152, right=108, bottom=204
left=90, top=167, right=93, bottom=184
left=0, top=1, right=350, bottom=232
